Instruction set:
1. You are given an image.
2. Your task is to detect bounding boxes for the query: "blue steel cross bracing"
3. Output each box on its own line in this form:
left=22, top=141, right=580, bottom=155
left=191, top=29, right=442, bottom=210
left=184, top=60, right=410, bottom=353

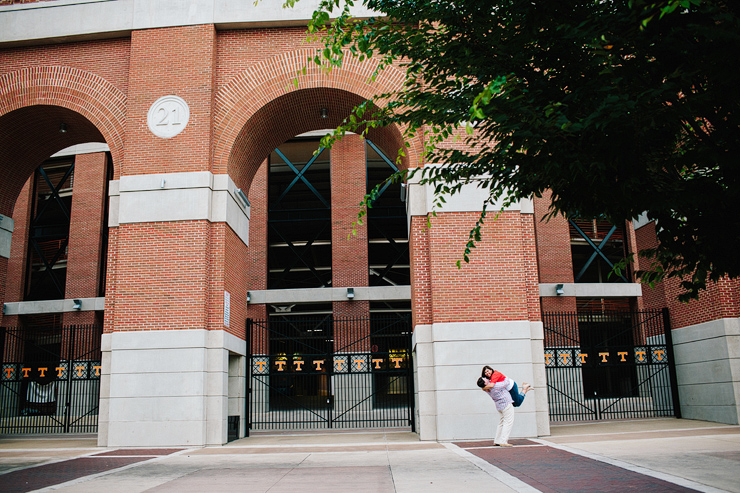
left=366, top=140, right=398, bottom=202
left=273, top=147, right=329, bottom=209
left=569, top=220, right=628, bottom=283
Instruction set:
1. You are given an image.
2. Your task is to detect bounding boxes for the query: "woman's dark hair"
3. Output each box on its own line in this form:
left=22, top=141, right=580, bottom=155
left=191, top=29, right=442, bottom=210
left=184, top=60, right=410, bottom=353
left=481, top=365, right=494, bottom=378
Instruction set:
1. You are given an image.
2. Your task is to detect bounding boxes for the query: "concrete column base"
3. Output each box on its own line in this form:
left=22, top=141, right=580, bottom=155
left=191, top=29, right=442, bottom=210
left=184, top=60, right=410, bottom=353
left=413, top=320, right=550, bottom=441
left=672, top=318, right=740, bottom=425
left=98, top=329, right=246, bottom=447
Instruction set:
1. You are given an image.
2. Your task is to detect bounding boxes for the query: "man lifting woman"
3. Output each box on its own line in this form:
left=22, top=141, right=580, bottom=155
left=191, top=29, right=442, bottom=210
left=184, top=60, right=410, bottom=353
left=477, top=366, right=532, bottom=447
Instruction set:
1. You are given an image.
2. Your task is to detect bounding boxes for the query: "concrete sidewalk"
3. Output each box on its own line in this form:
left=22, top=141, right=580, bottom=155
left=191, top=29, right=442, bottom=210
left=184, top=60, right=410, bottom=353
left=0, top=418, right=738, bottom=492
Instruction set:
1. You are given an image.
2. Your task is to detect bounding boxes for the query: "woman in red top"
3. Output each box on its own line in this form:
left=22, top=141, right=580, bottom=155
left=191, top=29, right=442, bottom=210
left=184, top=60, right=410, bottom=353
left=480, top=366, right=531, bottom=407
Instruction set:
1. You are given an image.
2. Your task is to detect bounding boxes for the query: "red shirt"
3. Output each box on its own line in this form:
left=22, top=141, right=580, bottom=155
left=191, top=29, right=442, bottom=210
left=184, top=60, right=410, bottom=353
left=488, top=370, right=506, bottom=383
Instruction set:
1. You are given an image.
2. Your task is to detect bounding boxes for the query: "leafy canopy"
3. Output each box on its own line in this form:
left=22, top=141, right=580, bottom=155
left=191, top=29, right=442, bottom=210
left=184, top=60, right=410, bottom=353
left=288, top=0, right=740, bottom=301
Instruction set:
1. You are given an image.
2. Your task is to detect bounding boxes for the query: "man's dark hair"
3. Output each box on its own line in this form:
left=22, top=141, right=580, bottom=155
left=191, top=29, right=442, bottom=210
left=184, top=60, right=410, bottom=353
left=477, top=377, right=487, bottom=389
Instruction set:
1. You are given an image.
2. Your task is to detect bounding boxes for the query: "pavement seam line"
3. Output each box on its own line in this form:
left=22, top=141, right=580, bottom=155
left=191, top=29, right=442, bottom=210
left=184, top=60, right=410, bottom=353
left=441, top=442, right=540, bottom=493
left=386, top=444, right=397, bottom=493
left=533, top=439, right=728, bottom=493
left=264, top=454, right=310, bottom=493
left=547, top=425, right=739, bottom=438
left=27, top=448, right=198, bottom=493
left=220, top=441, right=426, bottom=449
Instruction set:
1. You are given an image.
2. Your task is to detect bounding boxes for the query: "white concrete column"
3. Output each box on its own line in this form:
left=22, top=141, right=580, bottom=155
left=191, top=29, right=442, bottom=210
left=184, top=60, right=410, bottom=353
left=413, top=320, right=550, bottom=441
left=672, top=318, right=740, bottom=425
left=99, top=329, right=246, bottom=447
left=108, top=172, right=250, bottom=247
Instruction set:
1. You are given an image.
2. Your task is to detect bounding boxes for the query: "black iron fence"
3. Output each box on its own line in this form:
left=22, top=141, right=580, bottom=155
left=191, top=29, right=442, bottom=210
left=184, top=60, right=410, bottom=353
left=247, top=314, right=414, bottom=432
left=0, top=325, right=102, bottom=434
left=543, top=308, right=680, bottom=421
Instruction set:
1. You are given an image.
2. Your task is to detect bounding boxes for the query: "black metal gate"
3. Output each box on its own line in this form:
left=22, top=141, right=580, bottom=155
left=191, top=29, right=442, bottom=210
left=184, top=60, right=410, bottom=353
left=543, top=308, right=680, bottom=421
left=0, top=325, right=102, bottom=434
left=247, top=315, right=414, bottom=432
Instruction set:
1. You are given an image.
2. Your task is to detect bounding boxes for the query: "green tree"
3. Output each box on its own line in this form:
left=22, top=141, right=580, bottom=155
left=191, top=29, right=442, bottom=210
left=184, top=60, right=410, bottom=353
left=292, top=0, right=740, bottom=300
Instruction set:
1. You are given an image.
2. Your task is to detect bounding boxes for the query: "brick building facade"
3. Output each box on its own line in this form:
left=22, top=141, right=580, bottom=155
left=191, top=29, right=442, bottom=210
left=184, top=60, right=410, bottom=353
left=1, top=0, right=738, bottom=446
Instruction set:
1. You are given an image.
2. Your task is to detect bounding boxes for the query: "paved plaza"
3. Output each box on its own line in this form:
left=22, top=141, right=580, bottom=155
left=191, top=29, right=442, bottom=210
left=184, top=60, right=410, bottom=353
left=0, top=418, right=739, bottom=492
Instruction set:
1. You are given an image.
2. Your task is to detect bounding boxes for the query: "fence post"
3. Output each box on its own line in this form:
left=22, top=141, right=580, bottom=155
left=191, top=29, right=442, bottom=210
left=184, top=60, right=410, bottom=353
left=406, top=320, right=416, bottom=431
left=245, top=318, right=252, bottom=437
left=63, top=325, right=75, bottom=433
left=661, top=308, right=681, bottom=419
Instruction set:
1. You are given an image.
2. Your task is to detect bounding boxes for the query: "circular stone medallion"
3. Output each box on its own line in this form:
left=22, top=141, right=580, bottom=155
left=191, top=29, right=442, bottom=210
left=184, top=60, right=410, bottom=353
left=147, top=95, right=190, bottom=139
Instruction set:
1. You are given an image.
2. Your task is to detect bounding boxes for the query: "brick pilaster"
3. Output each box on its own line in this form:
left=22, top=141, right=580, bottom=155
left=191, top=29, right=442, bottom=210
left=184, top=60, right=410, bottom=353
left=331, top=135, right=369, bottom=320
left=111, top=25, right=217, bottom=332
left=64, top=152, right=107, bottom=325
left=2, top=180, right=33, bottom=327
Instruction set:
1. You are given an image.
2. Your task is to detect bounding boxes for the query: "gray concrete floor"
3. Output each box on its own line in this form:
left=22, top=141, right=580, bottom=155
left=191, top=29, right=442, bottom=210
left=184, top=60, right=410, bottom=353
left=542, top=419, right=740, bottom=493
left=0, top=419, right=738, bottom=492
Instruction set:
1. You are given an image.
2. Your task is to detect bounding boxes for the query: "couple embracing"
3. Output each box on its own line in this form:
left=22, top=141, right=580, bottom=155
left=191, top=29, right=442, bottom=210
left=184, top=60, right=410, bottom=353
left=477, top=365, right=532, bottom=447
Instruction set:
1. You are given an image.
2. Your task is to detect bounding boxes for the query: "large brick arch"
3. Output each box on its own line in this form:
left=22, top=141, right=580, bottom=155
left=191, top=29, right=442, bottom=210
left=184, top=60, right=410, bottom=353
left=0, top=66, right=126, bottom=214
left=214, top=49, right=421, bottom=191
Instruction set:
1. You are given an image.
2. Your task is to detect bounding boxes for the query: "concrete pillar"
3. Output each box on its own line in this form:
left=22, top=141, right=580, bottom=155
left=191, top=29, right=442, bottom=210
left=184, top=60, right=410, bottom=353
left=635, top=220, right=740, bottom=425
left=1, top=181, right=32, bottom=327
left=331, top=135, right=370, bottom=322
left=408, top=175, right=549, bottom=440
left=64, top=152, right=107, bottom=326
left=534, top=192, right=577, bottom=313
left=99, top=25, right=245, bottom=447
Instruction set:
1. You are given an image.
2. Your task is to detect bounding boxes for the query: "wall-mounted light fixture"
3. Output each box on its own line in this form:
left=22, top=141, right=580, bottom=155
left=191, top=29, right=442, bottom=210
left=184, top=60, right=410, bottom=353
left=400, top=183, right=407, bottom=202
left=73, top=299, right=82, bottom=310
left=247, top=291, right=251, bottom=303
left=555, top=284, right=564, bottom=296
left=235, top=188, right=251, bottom=208
left=346, top=287, right=355, bottom=299
left=320, top=108, right=328, bottom=119
left=59, top=123, right=68, bottom=133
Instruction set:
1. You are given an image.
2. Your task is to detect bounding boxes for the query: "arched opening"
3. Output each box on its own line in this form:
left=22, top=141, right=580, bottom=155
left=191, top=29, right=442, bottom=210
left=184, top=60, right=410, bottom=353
left=226, top=88, right=411, bottom=317
left=0, top=104, right=114, bottom=434
left=228, top=88, right=414, bottom=432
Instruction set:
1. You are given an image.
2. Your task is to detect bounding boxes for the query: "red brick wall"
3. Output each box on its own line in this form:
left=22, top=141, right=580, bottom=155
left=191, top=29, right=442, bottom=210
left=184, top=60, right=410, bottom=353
left=64, top=152, right=107, bottom=325
left=0, top=38, right=130, bottom=94
left=103, top=25, right=218, bottom=333
left=5, top=180, right=32, bottom=305
left=331, top=135, right=370, bottom=319
left=533, top=193, right=574, bottom=284
left=124, top=25, right=215, bottom=176
left=0, top=23, right=557, bottom=337
left=422, top=211, right=538, bottom=323
left=634, top=221, right=666, bottom=311
left=522, top=212, right=542, bottom=322
left=111, top=221, right=210, bottom=331
left=215, top=223, right=249, bottom=340
left=0, top=39, right=130, bottom=186
left=634, top=219, right=740, bottom=329
left=246, top=160, right=268, bottom=321
left=664, top=276, right=740, bottom=329
left=410, top=216, right=432, bottom=326
left=103, top=226, right=118, bottom=333
left=331, top=136, right=369, bottom=284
